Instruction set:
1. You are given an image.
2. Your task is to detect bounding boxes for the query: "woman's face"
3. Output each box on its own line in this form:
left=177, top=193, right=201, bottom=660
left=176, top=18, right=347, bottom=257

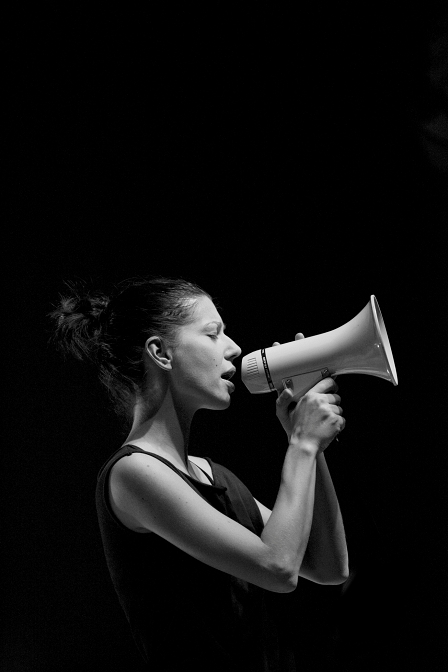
left=169, top=295, right=242, bottom=412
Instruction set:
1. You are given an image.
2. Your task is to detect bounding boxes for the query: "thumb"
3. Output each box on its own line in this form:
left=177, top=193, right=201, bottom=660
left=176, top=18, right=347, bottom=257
left=276, top=382, right=293, bottom=407
left=276, top=377, right=293, bottom=398
left=276, top=384, right=295, bottom=438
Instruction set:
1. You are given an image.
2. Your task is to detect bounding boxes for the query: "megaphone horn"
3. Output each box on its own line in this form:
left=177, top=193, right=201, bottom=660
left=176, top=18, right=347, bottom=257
left=241, top=296, right=397, bottom=401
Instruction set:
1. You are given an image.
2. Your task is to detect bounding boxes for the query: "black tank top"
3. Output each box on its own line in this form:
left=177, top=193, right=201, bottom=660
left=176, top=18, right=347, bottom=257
left=96, top=444, right=297, bottom=671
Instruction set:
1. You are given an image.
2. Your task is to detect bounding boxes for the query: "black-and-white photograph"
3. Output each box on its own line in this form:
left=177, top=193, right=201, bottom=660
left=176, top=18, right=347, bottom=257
left=5, top=4, right=447, bottom=671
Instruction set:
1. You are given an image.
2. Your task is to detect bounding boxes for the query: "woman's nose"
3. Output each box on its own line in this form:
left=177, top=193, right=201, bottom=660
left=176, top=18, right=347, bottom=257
left=227, top=338, right=242, bottom=361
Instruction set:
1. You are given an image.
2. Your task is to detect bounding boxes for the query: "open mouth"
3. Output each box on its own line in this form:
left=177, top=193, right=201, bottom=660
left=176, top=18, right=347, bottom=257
left=221, top=368, right=236, bottom=381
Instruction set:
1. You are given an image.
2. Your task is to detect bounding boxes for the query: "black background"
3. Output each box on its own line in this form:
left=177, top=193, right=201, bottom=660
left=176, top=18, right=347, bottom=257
left=4, top=3, right=448, bottom=671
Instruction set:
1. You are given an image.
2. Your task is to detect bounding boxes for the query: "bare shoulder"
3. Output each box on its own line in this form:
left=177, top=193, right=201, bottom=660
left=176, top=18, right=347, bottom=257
left=110, top=451, right=178, bottom=489
left=109, top=452, right=177, bottom=532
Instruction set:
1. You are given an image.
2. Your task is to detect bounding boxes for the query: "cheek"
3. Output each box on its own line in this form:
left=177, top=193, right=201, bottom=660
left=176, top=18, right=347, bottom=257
left=195, top=355, right=221, bottom=384
left=174, top=340, right=222, bottom=383
left=182, top=352, right=218, bottom=379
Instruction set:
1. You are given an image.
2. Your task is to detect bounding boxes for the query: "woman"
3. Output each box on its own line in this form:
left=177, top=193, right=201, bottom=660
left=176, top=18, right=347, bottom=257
left=50, top=275, right=348, bottom=671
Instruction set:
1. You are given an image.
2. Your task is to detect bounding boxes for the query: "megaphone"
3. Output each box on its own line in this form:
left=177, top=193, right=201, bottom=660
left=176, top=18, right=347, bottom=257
left=241, top=296, right=397, bottom=401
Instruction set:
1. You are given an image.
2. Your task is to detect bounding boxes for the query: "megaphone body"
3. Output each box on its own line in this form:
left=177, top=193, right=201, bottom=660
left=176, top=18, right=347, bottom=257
left=241, top=296, right=397, bottom=401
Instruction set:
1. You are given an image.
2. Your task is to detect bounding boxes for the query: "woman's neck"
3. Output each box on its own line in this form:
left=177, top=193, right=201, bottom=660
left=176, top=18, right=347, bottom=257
left=124, top=389, right=193, bottom=470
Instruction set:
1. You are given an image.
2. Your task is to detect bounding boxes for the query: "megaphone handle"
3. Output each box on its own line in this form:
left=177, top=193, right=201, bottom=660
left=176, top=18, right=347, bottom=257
left=280, top=369, right=332, bottom=402
left=280, top=371, right=341, bottom=442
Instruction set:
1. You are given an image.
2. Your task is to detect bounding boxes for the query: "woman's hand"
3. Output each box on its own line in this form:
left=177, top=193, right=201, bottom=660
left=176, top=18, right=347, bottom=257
left=273, top=334, right=345, bottom=450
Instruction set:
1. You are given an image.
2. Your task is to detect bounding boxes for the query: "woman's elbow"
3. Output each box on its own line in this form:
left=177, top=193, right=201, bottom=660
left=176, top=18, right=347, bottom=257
left=317, top=565, right=350, bottom=586
left=321, top=573, right=349, bottom=586
left=269, top=573, right=298, bottom=593
left=263, top=557, right=299, bottom=593
left=336, top=560, right=350, bottom=584
left=302, top=557, right=350, bottom=585
left=322, top=553, right=350, bottom=585
left=268, top=564, right=351, bottom=591
left=277, top=572, right=299, bottom=593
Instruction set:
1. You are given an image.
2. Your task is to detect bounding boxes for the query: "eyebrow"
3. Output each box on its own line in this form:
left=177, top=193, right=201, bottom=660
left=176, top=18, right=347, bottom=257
left=204, top=321, right=227, bottom=331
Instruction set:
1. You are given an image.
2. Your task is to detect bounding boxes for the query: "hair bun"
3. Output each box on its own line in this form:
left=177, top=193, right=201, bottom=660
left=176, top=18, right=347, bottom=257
left=49, top=283, right=111, bottom=362
left=76, top=294, right=109, bottom=322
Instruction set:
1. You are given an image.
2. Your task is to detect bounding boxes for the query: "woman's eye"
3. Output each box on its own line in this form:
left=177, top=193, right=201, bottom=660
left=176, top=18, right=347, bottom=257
left=208, top=334, right=218, bottom=340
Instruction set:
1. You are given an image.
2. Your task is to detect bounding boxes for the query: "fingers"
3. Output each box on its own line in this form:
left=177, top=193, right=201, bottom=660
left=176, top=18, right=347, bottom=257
left=276, top=386, right=293, bottom=404
left=337, top=416, right=346, bottom=432
left=276, top=386, right=294, bottom=427
left=272, top=333, right=305, bottom=347
left=332, top=408, right=346, bottom=433
left=311, top=377, right=338, bottom=394
left=328, top=404, right=343, bottom=416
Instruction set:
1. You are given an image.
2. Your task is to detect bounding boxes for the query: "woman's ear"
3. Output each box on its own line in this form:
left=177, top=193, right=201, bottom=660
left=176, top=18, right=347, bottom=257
left=144, top=336, right=173, bottom=371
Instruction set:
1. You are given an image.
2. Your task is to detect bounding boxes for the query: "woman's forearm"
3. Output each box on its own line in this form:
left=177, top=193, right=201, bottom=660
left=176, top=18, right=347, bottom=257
left=263, top=375, right=347, bottom=588
left=300, top=452, right=349, bottom=584
left=260, top=438, right=319, bottom=588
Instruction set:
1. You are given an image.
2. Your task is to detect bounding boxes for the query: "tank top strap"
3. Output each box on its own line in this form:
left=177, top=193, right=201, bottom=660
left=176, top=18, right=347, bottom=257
left=117, top=444, right=225, bottom=491
left=190, top=459, right=215, bottom=485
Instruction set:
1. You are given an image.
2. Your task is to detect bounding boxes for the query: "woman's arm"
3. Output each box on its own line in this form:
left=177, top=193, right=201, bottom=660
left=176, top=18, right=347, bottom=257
left=299, top=452, right=348, bottom=584
left=255, top=453, right=348, bottom=585
left=109, top=379, right=343, bottom=594
left=269, top=333, right=348, bottom=585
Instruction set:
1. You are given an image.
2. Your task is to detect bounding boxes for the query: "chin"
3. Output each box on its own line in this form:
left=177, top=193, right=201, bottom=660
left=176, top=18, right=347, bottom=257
left=203, top=394, right=232, bottom=411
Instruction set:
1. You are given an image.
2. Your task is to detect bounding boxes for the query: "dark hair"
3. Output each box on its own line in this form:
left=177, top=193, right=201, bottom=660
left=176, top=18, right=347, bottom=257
left=48, top=276, right=213, bottom=421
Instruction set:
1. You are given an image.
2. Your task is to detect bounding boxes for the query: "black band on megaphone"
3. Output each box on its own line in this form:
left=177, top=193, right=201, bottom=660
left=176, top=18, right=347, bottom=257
left=261, top=348, right=275, bottom=391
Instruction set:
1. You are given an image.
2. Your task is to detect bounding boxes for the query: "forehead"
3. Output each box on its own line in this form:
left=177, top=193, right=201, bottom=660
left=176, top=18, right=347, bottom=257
left=190, top=295, right=222, bottom=324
